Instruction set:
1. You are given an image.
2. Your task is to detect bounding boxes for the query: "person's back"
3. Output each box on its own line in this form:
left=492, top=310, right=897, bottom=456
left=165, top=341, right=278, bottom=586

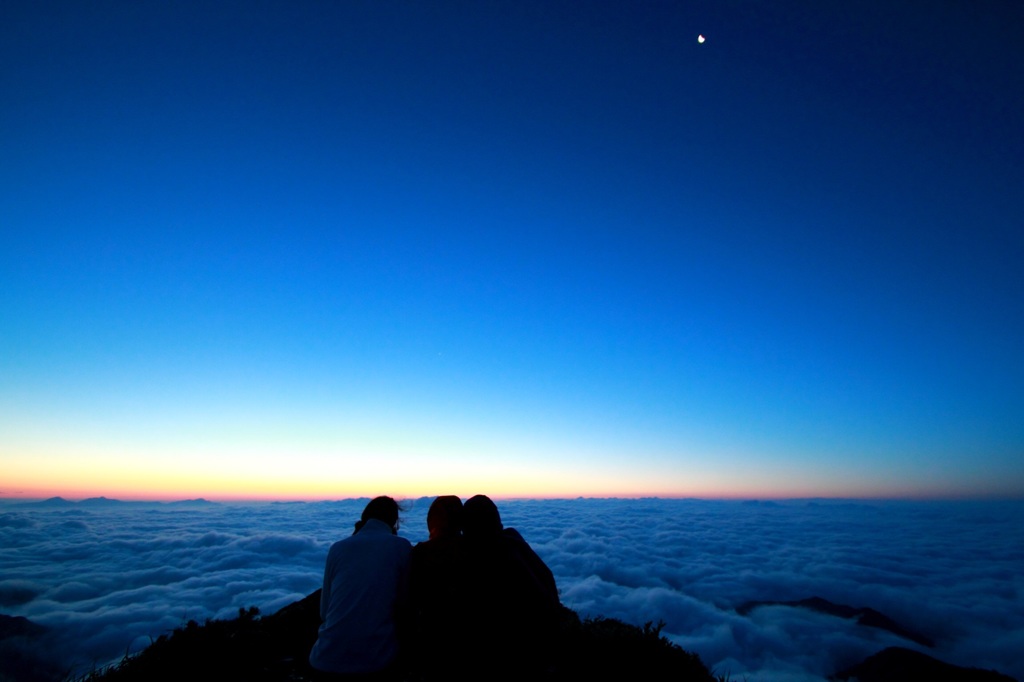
left=309, top=498, right=412, bottom=676
left=410, top=495, right=469, bottom=678
left=460, top=495, right=560, bottom=673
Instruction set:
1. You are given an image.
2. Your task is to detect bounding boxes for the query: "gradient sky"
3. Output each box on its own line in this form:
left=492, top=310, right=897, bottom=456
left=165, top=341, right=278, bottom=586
left=2, top=1, right=1022, bottom=500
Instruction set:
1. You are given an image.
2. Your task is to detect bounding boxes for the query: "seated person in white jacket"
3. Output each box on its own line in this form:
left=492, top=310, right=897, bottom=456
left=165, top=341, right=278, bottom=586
left=309, top=496, right=412, bottom=679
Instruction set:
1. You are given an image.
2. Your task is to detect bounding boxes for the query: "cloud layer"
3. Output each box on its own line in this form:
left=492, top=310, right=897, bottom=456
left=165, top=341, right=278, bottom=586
left=1, top=498, right=1022, bottom=681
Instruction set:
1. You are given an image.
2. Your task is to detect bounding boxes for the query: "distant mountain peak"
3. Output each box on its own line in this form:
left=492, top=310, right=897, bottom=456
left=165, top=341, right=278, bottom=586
left=17, top=497, right=74, bottom=508
left=80, top=496, right=120, bottom=503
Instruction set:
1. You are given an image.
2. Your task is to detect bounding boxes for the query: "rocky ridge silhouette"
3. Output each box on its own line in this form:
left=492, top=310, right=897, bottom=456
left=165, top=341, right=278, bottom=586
left=736, top=595, right=935, bottom=647
left=67, top=590, right=719, bottom=682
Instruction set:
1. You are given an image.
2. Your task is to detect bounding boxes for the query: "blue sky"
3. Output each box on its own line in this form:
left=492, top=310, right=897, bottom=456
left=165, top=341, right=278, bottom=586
left=2, top=1, right=1022, bottom=499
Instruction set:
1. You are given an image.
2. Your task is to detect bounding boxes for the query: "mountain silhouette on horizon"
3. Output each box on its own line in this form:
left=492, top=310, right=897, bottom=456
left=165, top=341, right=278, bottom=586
left=13, top=497, right=218, bottom=509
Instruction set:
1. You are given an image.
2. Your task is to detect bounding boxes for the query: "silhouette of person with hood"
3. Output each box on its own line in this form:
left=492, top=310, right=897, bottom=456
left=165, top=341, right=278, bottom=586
left=309, top=496, right=411, bottom=680
left=460, top=494, right=560, bottom=674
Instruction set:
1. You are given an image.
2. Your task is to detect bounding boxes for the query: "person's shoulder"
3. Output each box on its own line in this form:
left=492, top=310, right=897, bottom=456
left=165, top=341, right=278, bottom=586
left=502, top=527, right=526, bottom=543
left=502, top=528, right=535, bottom=552
left=412, top=534, right=463, bottom=555
left=326, top=534, right=356, bottom=557
left=393, top=535, right=413, bottom=561
left=330, top=532, right=352, bottom=544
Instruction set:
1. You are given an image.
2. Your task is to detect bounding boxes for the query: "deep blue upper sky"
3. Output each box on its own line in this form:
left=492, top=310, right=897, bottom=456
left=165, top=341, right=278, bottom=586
left=2, top=1, right=1022, bottom=498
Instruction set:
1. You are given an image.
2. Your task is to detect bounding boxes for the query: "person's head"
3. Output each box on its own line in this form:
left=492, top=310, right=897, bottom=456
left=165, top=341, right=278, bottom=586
left=426, top=495, right=464, bottom=540
left=354, top=496, right=401, bottom=534
left=462, top=494, right=503, bottom=538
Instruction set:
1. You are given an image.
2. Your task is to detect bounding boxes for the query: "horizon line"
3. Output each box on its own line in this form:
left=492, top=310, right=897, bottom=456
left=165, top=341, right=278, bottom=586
left=3, top=492, right=1023, bottom=504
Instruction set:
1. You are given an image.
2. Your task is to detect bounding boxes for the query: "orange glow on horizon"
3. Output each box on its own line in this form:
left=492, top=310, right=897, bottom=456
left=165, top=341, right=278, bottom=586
left=6, top=437, right=1021, bottom=503
left=5, top=477, right=1018, bottom=504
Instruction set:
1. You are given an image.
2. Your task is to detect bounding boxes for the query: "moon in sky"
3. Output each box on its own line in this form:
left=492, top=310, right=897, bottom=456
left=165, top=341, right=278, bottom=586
left=698, top=34, right=705, bottom=43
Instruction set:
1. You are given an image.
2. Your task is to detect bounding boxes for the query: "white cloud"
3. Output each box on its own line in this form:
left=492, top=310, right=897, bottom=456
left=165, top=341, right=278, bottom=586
left=1, top=499, right=1022, bottom=681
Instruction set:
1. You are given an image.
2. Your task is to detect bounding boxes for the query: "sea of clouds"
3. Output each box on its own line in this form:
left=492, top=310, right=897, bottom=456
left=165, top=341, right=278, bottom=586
left=1, top=497, right=1022, bottom=681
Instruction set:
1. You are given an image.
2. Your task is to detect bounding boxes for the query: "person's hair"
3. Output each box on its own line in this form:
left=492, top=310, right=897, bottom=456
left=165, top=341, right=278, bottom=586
left=426, top=495, right=464, bottom=539
left=462, top=494, right=503, bottom=538
left=353, top=496, right=401, bottom=534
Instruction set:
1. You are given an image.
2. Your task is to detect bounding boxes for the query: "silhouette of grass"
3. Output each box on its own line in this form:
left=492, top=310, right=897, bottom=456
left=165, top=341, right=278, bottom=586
left=552, top=611, right=723, bottom=681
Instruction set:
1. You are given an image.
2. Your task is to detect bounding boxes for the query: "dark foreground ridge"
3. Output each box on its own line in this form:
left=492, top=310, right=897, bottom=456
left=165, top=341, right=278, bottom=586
left=832, top=646, right=1018, bottom=682
left=71, top=591, right=720, bottom=682
left=736, top=596, right=935, bottom=647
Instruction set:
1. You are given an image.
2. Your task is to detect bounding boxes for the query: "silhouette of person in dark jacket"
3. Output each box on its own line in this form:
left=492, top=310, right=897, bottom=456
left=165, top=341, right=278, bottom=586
left=409, top=495, right=468, bottom=679
left=460, top=495, right=560, bottom=673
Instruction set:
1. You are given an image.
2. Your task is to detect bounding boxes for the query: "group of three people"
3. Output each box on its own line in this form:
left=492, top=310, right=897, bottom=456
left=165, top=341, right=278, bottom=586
left=308, top=495, right=561, bottom=680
